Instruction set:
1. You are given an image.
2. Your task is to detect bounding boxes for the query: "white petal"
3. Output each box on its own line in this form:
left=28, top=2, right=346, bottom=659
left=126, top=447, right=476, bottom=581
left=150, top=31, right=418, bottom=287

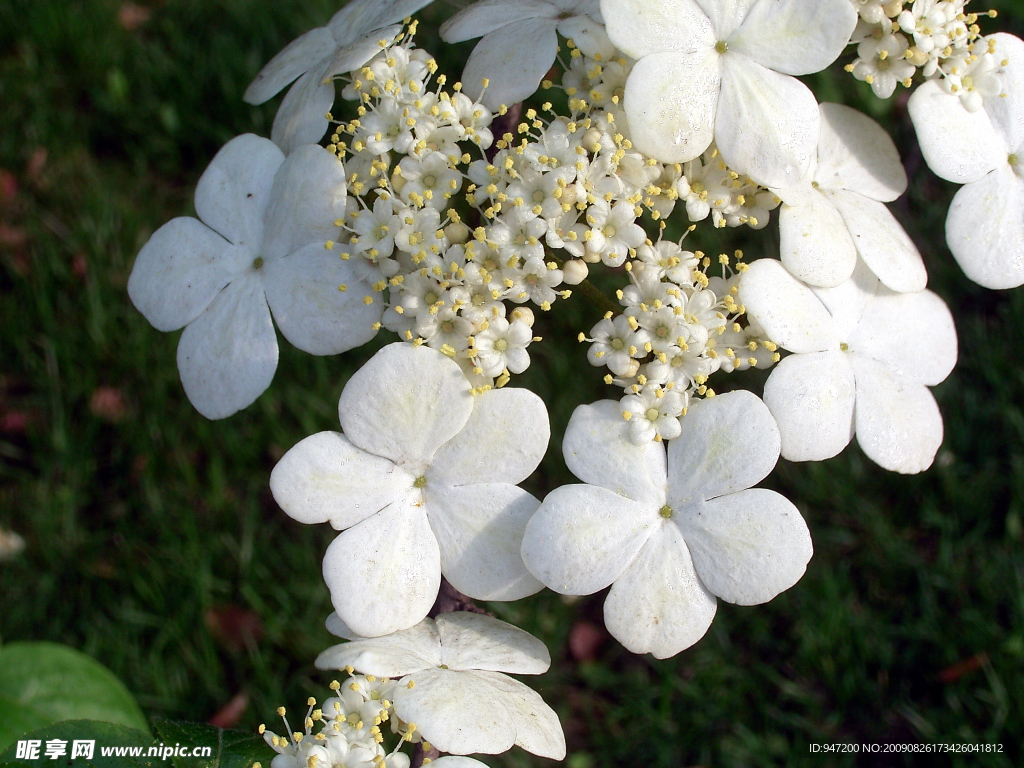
left=985, top=34, right=1024, bottom=154
left=243, top=26, right=336, bottom=104
left=262, top=144, right=347, bottom=261
left=338, top=343, right=474, bottom=466
left=322, top=498, right=441, bottom=637
left=738, top=258, right=838, bottom=353
left=677, top=488, right=812, bottom=605
left=852, top=356, right=944, bottom=474
left=392, top=668, right=517, bottom=755
left=561, top=400, right=667, bottom=504
left=777, top=186, right=857, bottom=288
left=521, top=484, right=658, bottom=595
left=426, top=483, right=543, bottom=601
left=262, top=244, right=382, bottom=355
left=471, top=671, right=566, bottom=760
left=816, top=103, right=906, bottom=201
left=622, top=50, right=721, bottom=164
left=667, top=390, right=780, bottom=504
left=809, top=258, right=878, bottom=340
left=728, top=0, right=856, bottom=76
left=827, top=190, right=927, bottom=293
left=430, top=759, right=490, bottom=768
left=945, top=165, right=1024, bottom=289
left=314, top=619, right=442, bottom=675
left=695, top=0, right=756, bottom=40
left=269, top=431, right=412, bottom=529
left=907, top=80, right=1004, bottom=184
left=440, top=0, right=558, bottom=42
left=323, top=26, right=403, bottom=77
left=763, top=351, right=856, bottom=462
left=459, top=20, right=558, bottom=109
left=436, top=613, right=550, bottom=674
left=194, top=134, right=284, bottom=246
left=325, top=612, right=361, bottom=640
left=603, top=523, right=717, bottom=659
left=270, top=64, right=335, bottom=155
left=430, top=388, right=549, bottom=487
left=328, top=0, right=436, bottom=46
left=600, top=0, right=715, bottom=59
left=128, top=217, right=249, bottom=332
left=176, top=275, right=278, bottom=420
left=848, top=288, right=957, bottom=386
left=556, top=14, right=615, bottom=59
left=715, top=55, right=818, bottom=188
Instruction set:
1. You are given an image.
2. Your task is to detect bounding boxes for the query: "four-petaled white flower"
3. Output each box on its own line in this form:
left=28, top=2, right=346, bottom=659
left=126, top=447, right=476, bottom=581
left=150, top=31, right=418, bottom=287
left=316, top=612, right=566, bottom=760
left=740, top=258, right=958, bottom=473
left=521, top=391, right=813, bottom=659
left=774, top=102, right=926, bottom=292
left=270, top=342, right=548, bottom=637
left=243, top=0, right=435, bottom=153
left=601, top=0, right=857, bottom=187
left=440, top=0, right=612, bottom=109
left=128, top=133, right=381, bottom=419
left=908, top=33, right=1024, bottom=289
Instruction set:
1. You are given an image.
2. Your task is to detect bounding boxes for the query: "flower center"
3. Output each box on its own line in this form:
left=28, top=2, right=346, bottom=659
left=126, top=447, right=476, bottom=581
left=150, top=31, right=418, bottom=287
left=252, top=257, right=264, bottom=270
left=659, top=504, right=673, bottom=519
left=494, top=338, right=508, bottom=352
left=533, top=190, right=546, bottom=203
left=611, top=338, right=625, bottom=350
left=1010, top=153, right=1019, bottom=166
left=602, top=224, right=617, bottom=238
left=414, top=475, right=427, bottom=488
left=423, top=174, right=437, bottom=188
left=424, top=291, right=439, bottom=305
left=840, top=342, right=849, bottom=352
left=715, top=41, right=728, bottom=54
left=646, top=407, right=660, bottom=422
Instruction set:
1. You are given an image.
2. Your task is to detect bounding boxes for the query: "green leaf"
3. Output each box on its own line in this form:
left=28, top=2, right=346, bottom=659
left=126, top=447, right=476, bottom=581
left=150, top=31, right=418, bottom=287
left=0, top=642, right=150, bottom=750
left=150, top=718, right=273, bottom=768
left=0, top=720, right=154, bottom=768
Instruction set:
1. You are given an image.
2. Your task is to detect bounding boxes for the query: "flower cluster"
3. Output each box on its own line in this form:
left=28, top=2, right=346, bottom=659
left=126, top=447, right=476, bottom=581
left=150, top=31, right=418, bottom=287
left=847, top=0, right=1001, bottom=103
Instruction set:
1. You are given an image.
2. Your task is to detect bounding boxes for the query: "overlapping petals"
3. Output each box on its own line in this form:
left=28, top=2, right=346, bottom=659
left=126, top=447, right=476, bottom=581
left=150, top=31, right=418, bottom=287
left=244, top=0, right=435, bottom=153
left=521, top=393, right=812, bottom=658
left=316, top=612, right=565, bottom=759
left=128, top=134, right=381, bottom=419
left=441, top=0, right=610, bottom=109
left=270, top=343, right=548, bottom=637
left=602, top=0, right=857, bottom=187
left=774, top=103, right=925, bottom=291
left=740, top=258, right=957, bottom=473
left=908, top=33, right=1024, bottom=289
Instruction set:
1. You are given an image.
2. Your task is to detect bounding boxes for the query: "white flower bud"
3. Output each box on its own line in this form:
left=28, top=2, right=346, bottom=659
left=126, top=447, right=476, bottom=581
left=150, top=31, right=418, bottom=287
left=509, top=306, right=535, bottom=327
left=624, top=358, right=641, bottom=378
left=444, top=221, right=470, bottom=244
left=561, top=259, right=589, bottom=285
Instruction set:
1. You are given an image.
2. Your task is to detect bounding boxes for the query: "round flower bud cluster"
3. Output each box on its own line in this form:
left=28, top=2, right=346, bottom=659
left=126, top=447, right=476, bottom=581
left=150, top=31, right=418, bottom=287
left=846, top=0, right=1003, bottom=105
left=261, top=674, right=434, bottom=768
left=583, top=250, right=779, bottom=445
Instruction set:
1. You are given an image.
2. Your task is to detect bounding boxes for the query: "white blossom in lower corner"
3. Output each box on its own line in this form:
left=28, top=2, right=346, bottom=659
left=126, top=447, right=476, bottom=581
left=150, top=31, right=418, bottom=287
left=521, top=391, right=813, bottom=659
left=270, top=342, right=548, bottom=638
left=127, top=134, right=381, bottom=419
left=316, top=611, right=566, bottom=760
left=739, top=258, right=958, bottom=474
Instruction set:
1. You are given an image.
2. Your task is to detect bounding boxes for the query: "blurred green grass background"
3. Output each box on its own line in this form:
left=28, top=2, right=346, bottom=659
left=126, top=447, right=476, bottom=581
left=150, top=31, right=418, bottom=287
left=1, top=0, right=1023, bottom=765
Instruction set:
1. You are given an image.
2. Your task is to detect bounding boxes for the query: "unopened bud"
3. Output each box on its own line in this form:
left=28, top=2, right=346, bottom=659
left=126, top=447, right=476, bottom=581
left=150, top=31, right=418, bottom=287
left=509, top=306, right=535, bottom=327
left=624, top=358, right=641, bottom=378
left=444, top=221, right=470, bottom=244
left=561, top=259, right=589, bottom=285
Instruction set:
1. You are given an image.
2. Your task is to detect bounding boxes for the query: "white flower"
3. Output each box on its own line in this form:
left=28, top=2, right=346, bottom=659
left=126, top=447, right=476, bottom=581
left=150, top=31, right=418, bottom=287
left=316, top=612, right=566, bottom=760
left=602, top=0, right=857, bottom=187
left=774, top=102, right=926, bottom=292
left=850, top=31, right=915, bottom=98
left=472, top=317, right=533, bottom=376
left=127, top=134, right=381, bottom=419
left=521, top=391, right=813, bottom=659
left=739, top=258, right=958, bottom=474
left=440, top=0, right=611, bottom=109
left=243, top=0, right=434, bottom=153
left=620, top=383, right=686, bottom=443
left=908, top=33, right=1024, bottom=289
left=269, top=343, right=548, bottom=637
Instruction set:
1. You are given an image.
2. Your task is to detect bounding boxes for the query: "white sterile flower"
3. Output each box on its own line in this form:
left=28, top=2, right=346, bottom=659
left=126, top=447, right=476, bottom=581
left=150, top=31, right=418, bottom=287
left=440, top=0, right=610, bottom=109
left=908, top=33, right=1024, bottom=289
left=521, top=392, right=813, bottom=659
left=269, top=343, right=547, bottom=637
left=316, top=612, right=566, bottom=760
left=740, top=258, right=958, bottom=474
left=773, top=102, right=926, bottom=292
left=472, top=316, right=533, bottom=376
left=601, top=0, right=857, bottom=187
left=127, top=134, right=381, bottom=420
left=243, top=0, right=434, bottom=153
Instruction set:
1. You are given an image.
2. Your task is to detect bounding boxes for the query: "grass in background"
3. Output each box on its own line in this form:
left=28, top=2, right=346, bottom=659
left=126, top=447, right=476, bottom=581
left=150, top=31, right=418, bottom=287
left=1, top=1, right=1022, bottom=766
